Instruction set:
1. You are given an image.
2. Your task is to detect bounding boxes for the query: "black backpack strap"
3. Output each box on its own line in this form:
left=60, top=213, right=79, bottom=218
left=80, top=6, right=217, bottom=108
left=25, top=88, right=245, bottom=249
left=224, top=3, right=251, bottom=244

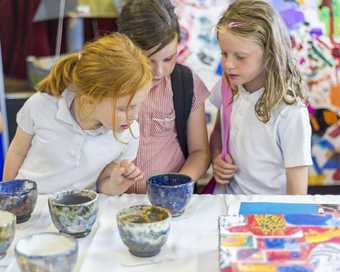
left=170, top=63, right=194, bottom=159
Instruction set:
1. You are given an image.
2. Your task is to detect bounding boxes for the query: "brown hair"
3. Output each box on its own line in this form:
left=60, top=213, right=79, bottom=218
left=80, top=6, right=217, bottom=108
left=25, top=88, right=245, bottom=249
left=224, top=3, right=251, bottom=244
left=117, top=0, right=180, bottom=55
left=217, top=0, right=305, bottom=123
left=36, top=33, right=152, bottom=131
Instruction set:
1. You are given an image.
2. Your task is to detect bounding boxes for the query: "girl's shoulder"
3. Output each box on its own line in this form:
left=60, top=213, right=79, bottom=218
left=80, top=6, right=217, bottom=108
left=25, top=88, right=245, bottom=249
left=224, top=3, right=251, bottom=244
left=26, top=91, right=59, bottom=107
left=209, top=79, right=223, bottom=108
left=274, top=99, right=309, bottom=121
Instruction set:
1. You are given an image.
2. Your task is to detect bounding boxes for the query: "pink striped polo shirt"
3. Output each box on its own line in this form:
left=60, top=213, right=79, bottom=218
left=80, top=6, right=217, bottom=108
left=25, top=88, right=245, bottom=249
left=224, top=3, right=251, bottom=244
left=128, top=70, right=209, bottom=194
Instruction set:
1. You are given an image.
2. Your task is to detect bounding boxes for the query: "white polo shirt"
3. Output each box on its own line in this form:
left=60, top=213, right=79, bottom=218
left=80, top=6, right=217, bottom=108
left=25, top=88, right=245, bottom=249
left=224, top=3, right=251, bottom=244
left=16, top=90, right=139, bottom=194
left=210, top=80, right=312, bottom=195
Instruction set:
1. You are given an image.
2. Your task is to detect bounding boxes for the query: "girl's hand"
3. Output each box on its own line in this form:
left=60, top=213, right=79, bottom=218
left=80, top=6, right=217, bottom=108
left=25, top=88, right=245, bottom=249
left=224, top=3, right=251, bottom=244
left=119, top=160, right=144, bottom=183
left=212, top=153, right=237, bottom=184
left=97, top=161, right=144, bottom=195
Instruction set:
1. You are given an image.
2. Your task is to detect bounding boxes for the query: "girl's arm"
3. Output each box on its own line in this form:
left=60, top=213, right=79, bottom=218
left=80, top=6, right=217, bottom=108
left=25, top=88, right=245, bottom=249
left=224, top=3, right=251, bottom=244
left=179, top=104, right=210, bottom=182
left=286, top=166, right=309, bottom=195
left=97, top=160, right=143, bottom=195
left=3, top=127, right=33, bottom=180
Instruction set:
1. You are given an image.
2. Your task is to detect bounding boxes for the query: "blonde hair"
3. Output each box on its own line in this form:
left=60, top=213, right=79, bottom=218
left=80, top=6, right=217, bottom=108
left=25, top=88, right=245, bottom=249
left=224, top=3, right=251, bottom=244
left=217, top=0, right=305, bottom=123
left=36, top=33, right=152, bottom=130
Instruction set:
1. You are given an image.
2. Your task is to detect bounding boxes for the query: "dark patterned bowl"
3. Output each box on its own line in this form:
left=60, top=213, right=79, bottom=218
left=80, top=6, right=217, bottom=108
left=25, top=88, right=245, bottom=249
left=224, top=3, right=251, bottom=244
left=15, top=232, right=78, bottom=272
left=0, top=179, right=37, bottom=223
left=147, top=173, right=194, bottom=217
left=0, top=210, right=16, bottom=259
left=117, top=205, right=171, bottom=257
left=48, top=190, right=98, bottom=238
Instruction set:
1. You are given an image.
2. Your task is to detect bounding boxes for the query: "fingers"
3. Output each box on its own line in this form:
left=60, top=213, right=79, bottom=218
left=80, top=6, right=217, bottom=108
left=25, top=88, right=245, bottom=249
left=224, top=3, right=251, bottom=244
left=120, top=161, right=144, bottom=182
left=213, top=162, right=237, bottom=175
left=212, top=153, right=237, bottom=184
left=132, top=171, right=144, bottom=182
left=213, top=155, right=237, bottom=170
left=110, top=163, right=125, bottom=181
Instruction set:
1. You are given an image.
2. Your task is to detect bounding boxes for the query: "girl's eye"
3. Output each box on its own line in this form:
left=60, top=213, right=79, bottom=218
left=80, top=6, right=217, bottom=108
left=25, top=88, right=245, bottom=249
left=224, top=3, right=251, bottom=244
left=236, top=55, right=245, bottom=60
left=164, top=54, right=176, bottom=62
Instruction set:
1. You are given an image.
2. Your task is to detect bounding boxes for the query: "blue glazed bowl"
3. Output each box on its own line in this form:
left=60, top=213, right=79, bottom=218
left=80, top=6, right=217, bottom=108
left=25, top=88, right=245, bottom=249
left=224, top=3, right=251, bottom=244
left=0, top=210, right=16, bottom=259
left=117, top=205, right=171, bottom=257
left=0, top=179, right=38, bottom=223
left=48, top=190, right=98, bottom=238
left=15, top=232, right=78, bottom=272
left=147, top=173, right=194, bottom=217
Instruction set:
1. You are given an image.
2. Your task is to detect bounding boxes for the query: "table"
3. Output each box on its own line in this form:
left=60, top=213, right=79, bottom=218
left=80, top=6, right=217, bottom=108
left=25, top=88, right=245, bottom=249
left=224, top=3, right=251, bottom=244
left=1, top=194, right=340, bottom=272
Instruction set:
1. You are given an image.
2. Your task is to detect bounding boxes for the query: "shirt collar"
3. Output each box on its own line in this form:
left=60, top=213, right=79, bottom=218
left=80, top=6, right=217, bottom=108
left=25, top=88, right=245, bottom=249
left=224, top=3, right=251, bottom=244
left=238, top=85, right=264, bottom=103
left=56, top=89, right=109, bottom=136
left=56, top=90, right=76, bottom=127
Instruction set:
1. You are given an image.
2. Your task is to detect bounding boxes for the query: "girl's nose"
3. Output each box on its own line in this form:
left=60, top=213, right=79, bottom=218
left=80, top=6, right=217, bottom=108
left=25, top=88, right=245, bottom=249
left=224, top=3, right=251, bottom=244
left=223, top=56, right=235, bottom=70
left=153, top=63, right=163, bottom=78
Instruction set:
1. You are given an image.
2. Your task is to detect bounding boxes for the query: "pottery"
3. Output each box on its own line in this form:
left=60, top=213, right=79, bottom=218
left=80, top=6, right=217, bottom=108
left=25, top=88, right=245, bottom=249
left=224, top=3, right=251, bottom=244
left=117, top=205, right=171, bottom=257
left=15, top=232, right=78, bottom=272
left=0, top=210, right=16, bottom=259
left=0, top=179, right=37, bottom=223
left=147, top=173, right=194, bottom=216
left=48, top=190, right=98, bottom=238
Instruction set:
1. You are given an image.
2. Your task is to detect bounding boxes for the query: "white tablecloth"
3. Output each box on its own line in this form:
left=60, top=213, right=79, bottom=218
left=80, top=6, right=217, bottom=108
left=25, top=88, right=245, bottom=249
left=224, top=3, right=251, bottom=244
left=2, top=194, right=340, bottom=272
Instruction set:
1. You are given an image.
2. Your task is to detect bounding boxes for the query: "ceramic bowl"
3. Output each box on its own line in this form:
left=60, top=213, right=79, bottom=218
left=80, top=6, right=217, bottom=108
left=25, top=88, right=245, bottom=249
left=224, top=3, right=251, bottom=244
left=0, top=179, right=38, bottom=223
left=147, top=173, right=194, bottom=217
left=48, top=190, right=98, bottom=238
left=117, top=205, right=171, bottom=257
left=0, top=210, right=16, bottom=259
left=15, top=232, right=78, bottom=272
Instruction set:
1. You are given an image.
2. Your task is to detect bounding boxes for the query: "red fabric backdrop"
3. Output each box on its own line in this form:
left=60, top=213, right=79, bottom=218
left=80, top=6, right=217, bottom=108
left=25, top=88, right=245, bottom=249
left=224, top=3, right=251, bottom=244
left=0, top=0, right=116, bottom=79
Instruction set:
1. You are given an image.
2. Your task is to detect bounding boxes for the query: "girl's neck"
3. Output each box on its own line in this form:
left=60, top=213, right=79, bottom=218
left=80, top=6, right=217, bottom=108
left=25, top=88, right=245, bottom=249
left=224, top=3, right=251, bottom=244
left=243, top=71, right=265, bottom=93
left=71, top=98, right=101, bottom=130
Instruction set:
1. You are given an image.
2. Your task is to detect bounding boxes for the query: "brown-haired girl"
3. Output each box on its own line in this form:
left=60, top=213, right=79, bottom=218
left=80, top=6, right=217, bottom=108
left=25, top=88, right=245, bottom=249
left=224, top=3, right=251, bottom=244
left=117, top=0, right=210, bottom=193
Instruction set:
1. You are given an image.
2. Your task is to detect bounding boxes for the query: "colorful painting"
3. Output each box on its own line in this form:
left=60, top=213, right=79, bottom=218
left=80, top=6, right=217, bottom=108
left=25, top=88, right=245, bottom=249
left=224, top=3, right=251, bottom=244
left=284, top=0, right=340, bottom=186
left=239, top=202, right=340, bottom=216
left=174, top=0, right=340, bottom=185
left=219, top=214, right=340, bottom=272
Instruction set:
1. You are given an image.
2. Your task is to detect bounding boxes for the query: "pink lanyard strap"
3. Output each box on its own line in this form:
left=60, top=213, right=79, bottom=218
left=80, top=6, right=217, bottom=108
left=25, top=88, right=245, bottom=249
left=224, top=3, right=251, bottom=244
left=220, top=78, right=233, bottom=160
left=201, top=77, right=233, bottom=194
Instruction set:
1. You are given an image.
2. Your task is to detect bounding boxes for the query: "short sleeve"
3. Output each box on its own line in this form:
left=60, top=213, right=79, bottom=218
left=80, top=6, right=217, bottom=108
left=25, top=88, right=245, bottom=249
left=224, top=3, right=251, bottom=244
left=209, top=79, right=223, bottom=109
left=278, top=104, right=313, bottom=168
left=16, top=93, right=39, bottom=135
left=118, top=121, right=140, bottom=161
left=191, top=72, right=210, bottom=112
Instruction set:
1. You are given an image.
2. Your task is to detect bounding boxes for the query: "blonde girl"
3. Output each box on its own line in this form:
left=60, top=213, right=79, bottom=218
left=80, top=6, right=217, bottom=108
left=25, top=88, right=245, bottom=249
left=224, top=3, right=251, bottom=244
left=210, top=0, right=312, bottom=194
left=3, top=33, right=152, bottom=195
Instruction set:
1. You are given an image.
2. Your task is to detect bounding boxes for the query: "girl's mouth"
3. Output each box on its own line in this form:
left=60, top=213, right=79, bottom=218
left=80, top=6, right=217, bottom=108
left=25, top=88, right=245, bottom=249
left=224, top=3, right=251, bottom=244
left=228, top=74, right=240, bottom=79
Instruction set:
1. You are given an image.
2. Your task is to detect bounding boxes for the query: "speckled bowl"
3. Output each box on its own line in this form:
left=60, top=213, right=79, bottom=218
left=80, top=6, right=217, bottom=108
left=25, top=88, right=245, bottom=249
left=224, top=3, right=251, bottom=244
left=48, top=190, right=98, bottom=238
left=0, top=210, right=16, bottom=259
left=117, top=205, right=171, bottom=257
left=147, top=173, right=194, bottom=217
left=0, top=179, right=37, bottom=223
left=15, top=232, right=78, bottom=272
